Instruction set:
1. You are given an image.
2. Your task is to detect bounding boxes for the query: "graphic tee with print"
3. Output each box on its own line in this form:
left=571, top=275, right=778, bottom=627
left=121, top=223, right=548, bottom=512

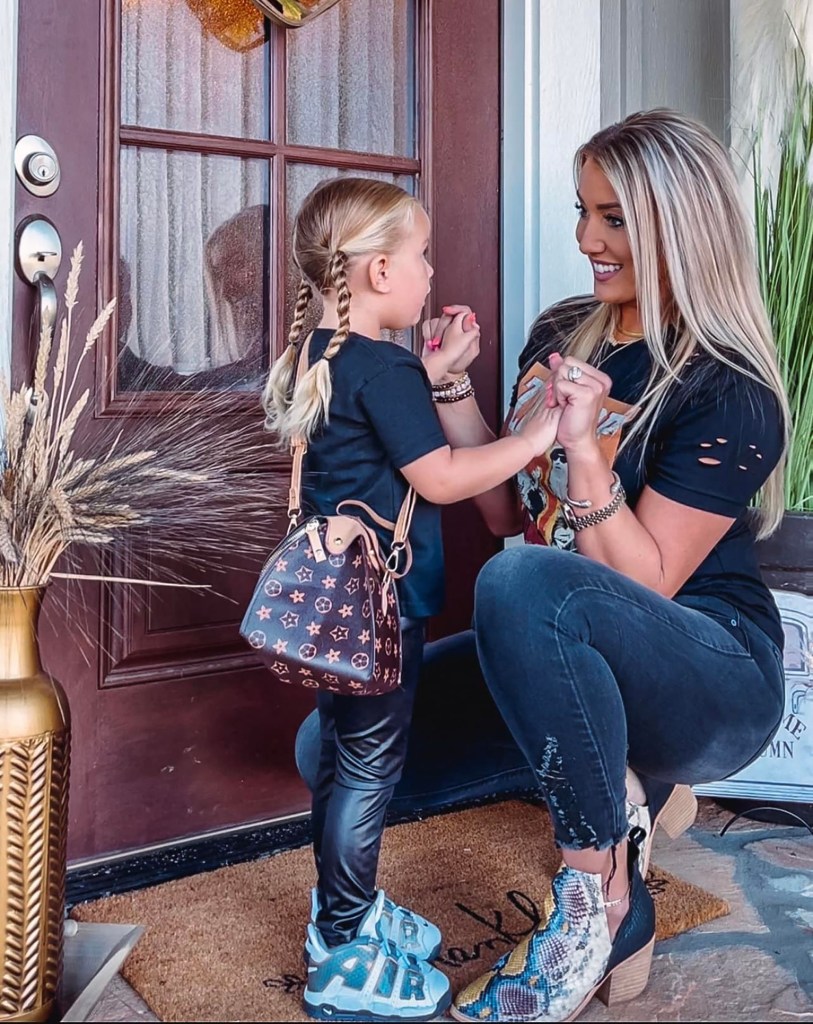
left=508, top=299, right=786, bottom=648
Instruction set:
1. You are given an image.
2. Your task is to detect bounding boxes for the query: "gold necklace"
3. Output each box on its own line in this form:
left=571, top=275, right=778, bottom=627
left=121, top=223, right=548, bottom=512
left=609, top=324, right=645, bottom=346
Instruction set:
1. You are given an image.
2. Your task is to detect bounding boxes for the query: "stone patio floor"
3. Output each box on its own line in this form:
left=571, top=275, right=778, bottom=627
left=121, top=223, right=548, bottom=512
left=86, top=798, right=813, bottom=1022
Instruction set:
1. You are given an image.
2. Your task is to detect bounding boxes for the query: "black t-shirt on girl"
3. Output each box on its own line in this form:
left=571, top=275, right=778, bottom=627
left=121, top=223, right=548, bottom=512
left=509, top=299, right=786, bottom=648
left=301, top=329, right=448, bottom=620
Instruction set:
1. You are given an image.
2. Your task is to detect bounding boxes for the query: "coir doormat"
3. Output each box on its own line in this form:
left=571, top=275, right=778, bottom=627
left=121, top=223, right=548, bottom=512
left=71, top=800, right=728, bottom=1022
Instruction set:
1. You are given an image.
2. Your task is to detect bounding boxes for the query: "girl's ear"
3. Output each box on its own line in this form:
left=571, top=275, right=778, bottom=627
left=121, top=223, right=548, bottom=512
left=368, top=253, right=391, bottom=294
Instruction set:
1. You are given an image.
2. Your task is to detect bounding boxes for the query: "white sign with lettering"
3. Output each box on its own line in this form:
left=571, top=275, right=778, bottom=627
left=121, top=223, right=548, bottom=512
left=694, top=590, right=813, bottom=802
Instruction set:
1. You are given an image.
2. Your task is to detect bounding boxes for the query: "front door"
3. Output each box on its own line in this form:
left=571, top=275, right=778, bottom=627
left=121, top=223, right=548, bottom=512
left=13, top=0, right=501, bottom=862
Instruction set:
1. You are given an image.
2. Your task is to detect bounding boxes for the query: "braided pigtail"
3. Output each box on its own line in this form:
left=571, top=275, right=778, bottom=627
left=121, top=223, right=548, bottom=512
left=288, top=277, right=314, bottom=348
left=281, top=251, right=351, bottom=443
left=268, top=176, right=420, bottom=446
left=262, top=278, right=312, bottom=440
left=323, top=250, right=352, bottom=359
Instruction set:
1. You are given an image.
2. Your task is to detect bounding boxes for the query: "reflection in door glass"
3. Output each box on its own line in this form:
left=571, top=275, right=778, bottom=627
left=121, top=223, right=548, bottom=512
left=121, top=0, right=269, bottom=139
left=118, top=147, right=269, bottom=392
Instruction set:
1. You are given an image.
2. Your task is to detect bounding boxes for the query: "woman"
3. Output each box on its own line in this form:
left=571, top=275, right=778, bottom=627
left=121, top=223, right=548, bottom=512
left=295, top=109, right=789, bottom=1022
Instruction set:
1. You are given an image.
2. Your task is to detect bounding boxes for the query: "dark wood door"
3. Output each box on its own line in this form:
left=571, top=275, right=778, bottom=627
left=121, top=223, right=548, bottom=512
left=13, top=0, right=501, bottom=863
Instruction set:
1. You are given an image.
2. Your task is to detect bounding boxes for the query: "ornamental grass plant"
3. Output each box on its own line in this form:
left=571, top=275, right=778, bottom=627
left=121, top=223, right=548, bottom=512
left=753, top=62, right=813, bottom=513
left=0, top=242, right=277, bottom=593
left=740, top=4, right=813, bottom=514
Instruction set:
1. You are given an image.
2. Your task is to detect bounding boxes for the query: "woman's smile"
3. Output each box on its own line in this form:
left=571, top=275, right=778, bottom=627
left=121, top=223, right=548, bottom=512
left=591, top=260, right=623, bottom=282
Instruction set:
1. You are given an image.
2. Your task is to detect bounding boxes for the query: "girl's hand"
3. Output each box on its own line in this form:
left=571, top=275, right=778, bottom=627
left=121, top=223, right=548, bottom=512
left=515, top=391, right=563, bottom=457
left=436, top=305, right=479, bottom=375
left=421, top=306, right=480, bottom=384
left=422, top=311, right=454, bottom=349
left=547, top=352, right=612, bottom=454
left=422, top=304, right=474, bottom=350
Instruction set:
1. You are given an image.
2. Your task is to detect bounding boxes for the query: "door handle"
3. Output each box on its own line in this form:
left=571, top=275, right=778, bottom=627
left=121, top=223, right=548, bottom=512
left=17, top=215, right=61, bottom=333
left=16, top=217, right=63, bottom=416
left=32, top=267, right=57, bottom=335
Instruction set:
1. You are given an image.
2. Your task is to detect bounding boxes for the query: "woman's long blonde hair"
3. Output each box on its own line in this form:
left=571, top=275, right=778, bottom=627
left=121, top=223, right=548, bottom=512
left=263, top=177, right=420, bottom=446
left=563, top=108, right=790, bottom=538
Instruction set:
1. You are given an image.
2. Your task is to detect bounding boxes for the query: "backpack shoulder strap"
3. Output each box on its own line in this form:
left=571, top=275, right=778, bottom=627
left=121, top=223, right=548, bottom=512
left=287, top=333, right=313, bottom=529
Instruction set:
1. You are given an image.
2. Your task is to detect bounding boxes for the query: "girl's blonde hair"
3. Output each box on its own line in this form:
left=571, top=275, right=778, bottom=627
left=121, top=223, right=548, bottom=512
left=263, top=177, right=420, bottom=446
left=565, top=108, right=790, bottom=538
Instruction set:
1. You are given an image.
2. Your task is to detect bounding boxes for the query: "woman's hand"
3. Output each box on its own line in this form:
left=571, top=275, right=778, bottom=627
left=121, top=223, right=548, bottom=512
left=421, top=305, right=479, bottom=384
left=548, top=352, right=612, bottom=455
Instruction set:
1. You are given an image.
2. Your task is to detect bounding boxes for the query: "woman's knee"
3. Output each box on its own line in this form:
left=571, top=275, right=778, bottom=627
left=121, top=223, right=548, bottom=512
left=294, top=709, right=320, bottom=791
left=475, top=546, right=590, bottom=627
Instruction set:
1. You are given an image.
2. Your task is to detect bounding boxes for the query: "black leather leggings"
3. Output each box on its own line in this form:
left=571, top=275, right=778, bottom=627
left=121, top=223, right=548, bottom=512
left=311, top=618, right=425, bottom=947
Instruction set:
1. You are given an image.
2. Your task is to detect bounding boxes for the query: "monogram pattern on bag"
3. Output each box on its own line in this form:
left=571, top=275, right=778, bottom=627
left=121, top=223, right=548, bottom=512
left=240, top=518, right=401, bottom=696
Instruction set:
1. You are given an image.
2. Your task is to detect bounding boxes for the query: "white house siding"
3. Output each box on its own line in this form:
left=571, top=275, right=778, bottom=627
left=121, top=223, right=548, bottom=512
left=501, top=0, right=602, bottom=412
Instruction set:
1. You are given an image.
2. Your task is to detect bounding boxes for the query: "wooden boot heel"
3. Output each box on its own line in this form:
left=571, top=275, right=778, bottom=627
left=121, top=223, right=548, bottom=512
left=657, top=784, right=698, bottom=840
left=596, top=937, right=655, bottom=1007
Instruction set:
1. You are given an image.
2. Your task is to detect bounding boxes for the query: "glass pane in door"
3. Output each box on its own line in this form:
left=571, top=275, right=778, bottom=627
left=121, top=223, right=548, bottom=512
left=118, top=147, right=269, bottom=391
left=121, top=0, right=270, bottom=138
left=286, top=0, right=416, bottom=156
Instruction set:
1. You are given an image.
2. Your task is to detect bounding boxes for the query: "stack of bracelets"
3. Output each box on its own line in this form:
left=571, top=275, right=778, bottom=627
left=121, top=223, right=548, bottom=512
left=561, top=471, right=627, bottom=531
left=431, top=371, right=475, bottom=404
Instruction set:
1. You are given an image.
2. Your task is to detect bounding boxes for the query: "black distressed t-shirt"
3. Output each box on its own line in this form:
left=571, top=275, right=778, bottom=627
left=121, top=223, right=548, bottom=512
left=510, top=298, right=786, bottom=648
left=301, top=329, right=448, bottom=619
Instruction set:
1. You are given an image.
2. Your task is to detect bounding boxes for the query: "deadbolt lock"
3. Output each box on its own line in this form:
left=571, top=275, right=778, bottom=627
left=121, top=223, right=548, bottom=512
left=26, top=153, right=58, bottom=185
left=15, top=135, right=61, bottom=197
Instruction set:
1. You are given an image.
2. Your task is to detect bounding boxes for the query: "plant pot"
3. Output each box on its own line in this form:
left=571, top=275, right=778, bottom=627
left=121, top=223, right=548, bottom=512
left=755, top=510, right=813, bottom=596
left=0, top=588, right=71, bottom=1024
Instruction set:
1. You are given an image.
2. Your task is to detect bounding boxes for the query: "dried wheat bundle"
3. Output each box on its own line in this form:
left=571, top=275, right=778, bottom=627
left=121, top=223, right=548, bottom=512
left=0, top=243, right=282, bottom=590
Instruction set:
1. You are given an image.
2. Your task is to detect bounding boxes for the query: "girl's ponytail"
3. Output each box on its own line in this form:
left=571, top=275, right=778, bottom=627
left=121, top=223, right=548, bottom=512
left=262, top=277, right=313, bottom=439
left=270, top=252, right=353, bottom=446
left=323, top=250, right=352, bottom=358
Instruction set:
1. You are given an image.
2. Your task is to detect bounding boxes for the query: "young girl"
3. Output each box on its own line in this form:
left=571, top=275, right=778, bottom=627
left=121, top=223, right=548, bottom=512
left=263, top=177, right=560, bottom=1022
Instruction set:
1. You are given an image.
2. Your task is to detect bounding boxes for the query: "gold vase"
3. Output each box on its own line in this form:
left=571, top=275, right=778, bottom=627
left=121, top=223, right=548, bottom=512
left=0, top=588, right=71, bottom=1024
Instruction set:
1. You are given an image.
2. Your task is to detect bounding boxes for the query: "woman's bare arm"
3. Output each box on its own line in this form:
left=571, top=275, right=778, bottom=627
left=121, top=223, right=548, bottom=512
left=564, top=444, right=736, bottom=596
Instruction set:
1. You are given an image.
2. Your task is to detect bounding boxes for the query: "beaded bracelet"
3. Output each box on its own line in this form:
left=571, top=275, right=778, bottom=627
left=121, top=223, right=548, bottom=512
left=434, top=386, right=475, bottom=404
left=432, top=371, right=475, bottom=404
left=561, top=484, right=626, bottom=531
left=431, top=371, right=471, bottom=396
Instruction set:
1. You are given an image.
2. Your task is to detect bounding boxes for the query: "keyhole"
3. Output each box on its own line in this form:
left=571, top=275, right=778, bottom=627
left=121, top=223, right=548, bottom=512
left=26, top=153, right=57, bottom=185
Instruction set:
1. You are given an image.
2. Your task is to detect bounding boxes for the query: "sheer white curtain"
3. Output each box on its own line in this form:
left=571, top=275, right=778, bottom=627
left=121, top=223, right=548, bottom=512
left=118, top=0, right=413, bottom=384
left=287, top=0, right=413, bottom=156
left=120, top=0, right=266, bottom=379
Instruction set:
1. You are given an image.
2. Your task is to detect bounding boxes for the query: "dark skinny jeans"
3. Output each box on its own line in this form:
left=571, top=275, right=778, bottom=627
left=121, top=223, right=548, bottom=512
left=297, top=548, right=784, bottom=857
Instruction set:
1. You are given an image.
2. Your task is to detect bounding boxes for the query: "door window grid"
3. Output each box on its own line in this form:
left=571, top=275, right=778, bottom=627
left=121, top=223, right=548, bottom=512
left=107, top=0, right=422, bottom=405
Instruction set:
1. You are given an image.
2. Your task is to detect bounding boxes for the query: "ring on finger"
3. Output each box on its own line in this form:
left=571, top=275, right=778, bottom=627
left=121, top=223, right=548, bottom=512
left=567, top=365, right=583, bottom=383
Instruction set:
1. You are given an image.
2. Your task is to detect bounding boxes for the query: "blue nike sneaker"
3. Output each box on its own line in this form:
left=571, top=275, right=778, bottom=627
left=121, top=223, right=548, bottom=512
left=308, top=887, right=442, bottom=961
left=303, top=893, right=451, bottom=1021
